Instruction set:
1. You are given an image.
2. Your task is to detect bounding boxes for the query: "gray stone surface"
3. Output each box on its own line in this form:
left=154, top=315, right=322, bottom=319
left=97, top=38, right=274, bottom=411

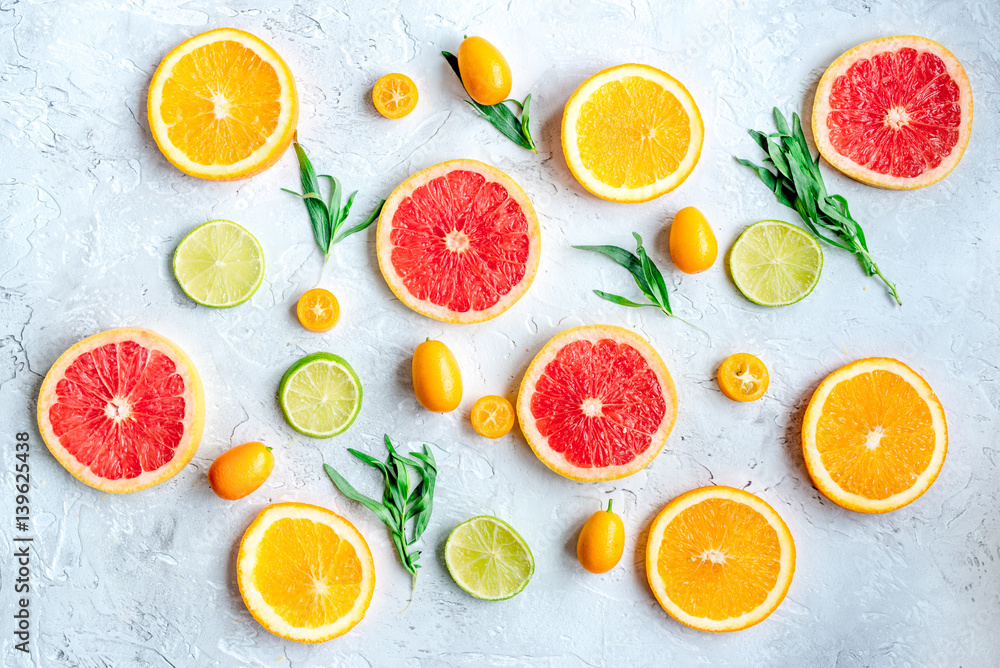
left=1, top=0, right=999, bottom=666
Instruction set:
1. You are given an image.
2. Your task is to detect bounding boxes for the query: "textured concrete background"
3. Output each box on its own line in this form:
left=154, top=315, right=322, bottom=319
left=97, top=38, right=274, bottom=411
left=1, top=0, right=999, bottom=666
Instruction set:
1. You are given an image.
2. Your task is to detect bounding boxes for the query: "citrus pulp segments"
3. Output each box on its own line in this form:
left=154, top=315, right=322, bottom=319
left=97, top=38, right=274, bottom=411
left=561, top=63, right=704, bottom=203
left=172, top=220, right=265, bottom=308
left=801, top=357, right=948, bottom=514
left=445, top=516, right=534, bottom=601
left=147, top=28, right=299, bottom=180
left=645, top=486, right=796, bottom=633
left=36, top=328, right=205, bottom=493
left=516, top=324, right=677, bottom=482
left=727, top=220, right=823, bottom=307
left=278, top=353, right=362, bottom=438
left=376, top=159, right=541, bottom=324
left=237, top=502, right=375, bottom=643
left=812, top=35, right=973, bottom=190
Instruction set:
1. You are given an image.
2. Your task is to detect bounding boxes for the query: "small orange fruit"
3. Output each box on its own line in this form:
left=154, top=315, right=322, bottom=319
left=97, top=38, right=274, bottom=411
left=296, top=288, right=340, bottom=332
left=471, top=395, right=515, bottom=438
left=717, top=353, right=769, bottom=402
left=801, top=357, right=947, bottom=513
left=147, top=28, right=298, bottom=181
left=646, top=486, right=795, bottom=632
left=669, top=206, right=717, bottom=274
left=208, top=441, right=274, bottom=500
left=372, top=73, right=419, bottom=119
left=577, top=500, right=625, bottom=574
left=412, top=340, right=463, bottom=412
left=237, top=502, right=375, bottom=642
left=457, top=36, right=512, bottom=106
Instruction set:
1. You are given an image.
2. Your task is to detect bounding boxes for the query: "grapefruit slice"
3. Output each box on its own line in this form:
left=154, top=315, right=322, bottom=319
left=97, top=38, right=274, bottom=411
left=516, top=325, right=677, bottom=481
left=812, top=35, right=973, bottom=189
left=376, top=159, right=541, bottom=324
left=37, top=328, right=205, bottom=493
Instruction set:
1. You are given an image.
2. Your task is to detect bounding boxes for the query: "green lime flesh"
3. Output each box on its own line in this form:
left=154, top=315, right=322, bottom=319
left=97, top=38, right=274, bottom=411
left=278, top=353, right=362, bottom=438
left=173, top=219, right=264, bottom=308
left=727, top=220, right=823, bottom=307
left=445, top=516, right=534, bottom=601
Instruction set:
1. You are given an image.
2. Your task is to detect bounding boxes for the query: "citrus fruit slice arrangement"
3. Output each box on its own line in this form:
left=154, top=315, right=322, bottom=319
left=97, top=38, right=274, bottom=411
left=36, top=328, right=205, bottom=493
left=517, top=324, right=677, bottom=481
left=727, top=220, right=823, bottom=307
left=561, top=63, right=704, bottom=202
left=812, top=35, right=973, bottom=190
left=717, top=353, right=769, bottom=402
left=173, top=220, right=265, bottom=308
left=801, top=357, right=948, bottom=514
left=372, top=73, right=419, bottom=119
left=646, top=486, right=796, bottom=632
left=237, top=502, right=375, bottom=642
left=377, top=159, right=541, bottom=324
left=279, top=353, right=362, bottom=438
left=147, top=28, right=299, bottom=181
left=445, top=516, right=534, bottom=600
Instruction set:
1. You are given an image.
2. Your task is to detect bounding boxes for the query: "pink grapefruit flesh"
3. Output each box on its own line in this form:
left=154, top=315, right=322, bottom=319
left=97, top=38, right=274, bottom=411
left=37, top=328, right=205, bottom=493
left=376, top=159, right=541, bottom=324
left=517, top=325, right=677, bottom=481
left=812, top=35, right=973, bottom=189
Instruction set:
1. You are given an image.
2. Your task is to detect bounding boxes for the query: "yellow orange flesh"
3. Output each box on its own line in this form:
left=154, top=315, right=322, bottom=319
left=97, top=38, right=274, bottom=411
left=147, top=28, right=298, bottom=180
left=802, top=357, right=947, bottom=513
left=296, top=288, right=340, bottom=333
left=373, top=73, right=418, bottom=119
left=471, top=395, right=515, bottom=439
left=562, top=64, right=703, bottom=202
left=237, top=503, right=374, bottom=643
left=646, top=486, right=795, bottom=632
left=717, top=353, right=769, bottom=402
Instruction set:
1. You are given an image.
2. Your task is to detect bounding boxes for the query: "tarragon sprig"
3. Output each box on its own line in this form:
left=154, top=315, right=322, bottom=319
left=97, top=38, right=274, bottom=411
left=282, top=140, right=385, bottom=258
left=736, top=108, right=901, bottom=305
left=441, top=51, right=536, bottom=152
left=574, top=233, right=707, bottom=339
left=324, top=435, right=436, bottom=590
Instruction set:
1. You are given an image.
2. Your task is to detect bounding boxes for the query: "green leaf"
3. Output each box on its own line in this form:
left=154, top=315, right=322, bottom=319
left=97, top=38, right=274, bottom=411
left=324, top=464, right=394, bottom=526
left=339, top=190, right=358, bottom=226
left=290, top=142, right=332, bottom=254
left=633, top=233, right=672, bottom=315
left=333, top=199, right=384, bottom=246
left=573, top=244, right=649, bottom=292
left=593, top=290, right=659, bottom=308
left=442, top=50, right=461, bottom=80
left=520, top=94, right=536, bottom=151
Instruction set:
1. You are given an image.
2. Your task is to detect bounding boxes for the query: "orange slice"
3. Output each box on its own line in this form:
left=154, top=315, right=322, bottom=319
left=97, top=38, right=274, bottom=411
left=646, top=486, right=795, bottom=632
left=561, top=63, right=704, bottom=203
left=373, top=73, right=419, bottom=119
left=801, top=357, right=947, bottom=513
left=237, top=502, right=375, bottom=643
left=147, top=28, right=298, bottom=181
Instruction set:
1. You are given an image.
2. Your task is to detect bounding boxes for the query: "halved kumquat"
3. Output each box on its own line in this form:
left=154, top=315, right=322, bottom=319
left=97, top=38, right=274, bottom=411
left=471, top=395, right=515, bottom=439
left=296, top=288, right=340, bottom=332
left=718, top=353, right=769, bottom=402
left=373, top=73, right=418, bottom=119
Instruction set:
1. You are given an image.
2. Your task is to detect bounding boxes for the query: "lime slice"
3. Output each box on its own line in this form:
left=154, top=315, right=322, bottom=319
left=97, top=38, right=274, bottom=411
left=278, top=353, right=362, bottom=438
left=728, top=220, right=823, bottom=306
left=173, top=220, right=264, bottom=308
left=445, top=516, right=534, bottom=601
